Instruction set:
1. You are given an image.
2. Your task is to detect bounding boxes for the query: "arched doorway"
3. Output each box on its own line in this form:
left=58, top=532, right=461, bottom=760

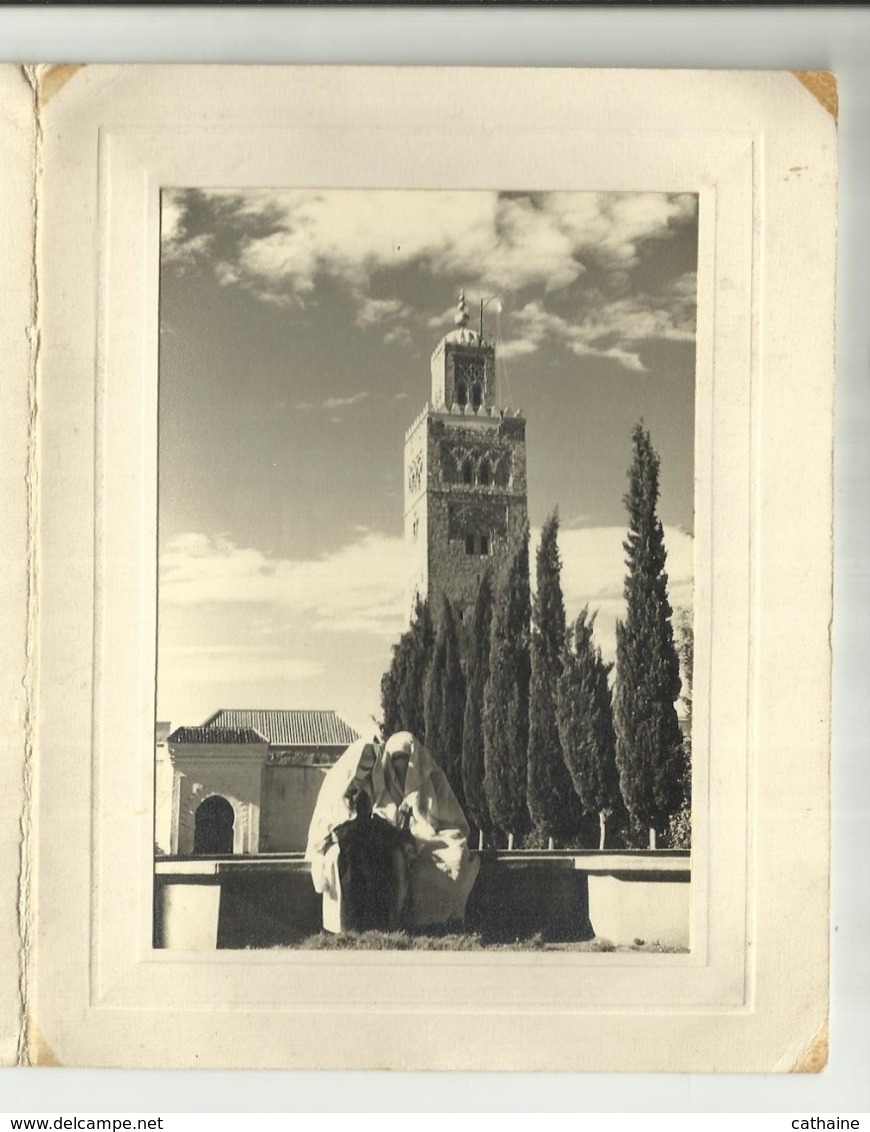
left=193, top=795, right=235, bottom=855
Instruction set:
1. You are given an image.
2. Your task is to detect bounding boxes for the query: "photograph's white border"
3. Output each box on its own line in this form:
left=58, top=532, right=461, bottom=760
left=26, top=65, right=833, bottom=1074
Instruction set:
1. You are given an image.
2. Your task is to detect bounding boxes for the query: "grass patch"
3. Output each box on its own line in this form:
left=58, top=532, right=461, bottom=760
left=290, top=930, right=686, bottom=953
left=297, top=929, right=487, bottom=951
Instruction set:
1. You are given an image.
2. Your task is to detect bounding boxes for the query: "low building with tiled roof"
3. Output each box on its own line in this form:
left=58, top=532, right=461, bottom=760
left=168, top=725, right=269, bottom=746
left=157, top=708, right=359, bottom=857
left=199, top=709, right=359, bottom=764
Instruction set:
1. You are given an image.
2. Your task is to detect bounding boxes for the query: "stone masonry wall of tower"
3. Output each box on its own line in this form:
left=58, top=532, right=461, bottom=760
left=404, top=292, right=529, bottom=641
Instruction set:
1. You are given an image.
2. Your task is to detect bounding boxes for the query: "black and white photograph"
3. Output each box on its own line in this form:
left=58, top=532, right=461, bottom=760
left=153, top=187, right=698, bottom=952
left=2, top=62, right=840, bottom=1078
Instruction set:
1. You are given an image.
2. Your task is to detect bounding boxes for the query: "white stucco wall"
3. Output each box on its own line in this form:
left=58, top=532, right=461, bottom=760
left=169, top=741, right=268, bottom=854
left=260, top=764, right=330, bottom=852
left=154, top=749, right=174, bottom=855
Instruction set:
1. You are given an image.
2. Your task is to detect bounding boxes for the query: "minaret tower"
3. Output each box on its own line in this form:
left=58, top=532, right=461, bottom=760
left=403, top=290, right=528, bottom=635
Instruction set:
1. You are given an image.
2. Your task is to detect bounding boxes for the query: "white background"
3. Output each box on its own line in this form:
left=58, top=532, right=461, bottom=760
left=0, top=4, right=867, bottom=1114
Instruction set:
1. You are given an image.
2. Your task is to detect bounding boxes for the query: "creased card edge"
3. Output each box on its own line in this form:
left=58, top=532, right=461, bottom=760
left=13, top=64, right=42, bottom=1070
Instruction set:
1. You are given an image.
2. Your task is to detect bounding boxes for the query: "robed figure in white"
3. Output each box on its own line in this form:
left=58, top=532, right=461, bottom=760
left=304, top=738, right=407, bottom=934
left=305, top=731, right=480, bottom=932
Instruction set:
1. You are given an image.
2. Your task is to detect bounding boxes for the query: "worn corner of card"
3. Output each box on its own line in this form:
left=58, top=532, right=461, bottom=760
left=792, top=1020, right=829, bottom=1074
left=792, top=72, right=838, bottom=124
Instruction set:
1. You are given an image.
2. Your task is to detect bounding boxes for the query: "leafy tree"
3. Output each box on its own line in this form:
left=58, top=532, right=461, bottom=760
left=557, top=607, right=621, bottom=850
left=613, top=423, right=685, bottom=847
left=380, top=596, right=433, bottom=742
left=483, top=525, right=532, bottom=846
left=526, top=512, right=582, bottom=846
left=424, top=594, right=466, bottom=804
left=461, top=572, right=494, bottom=844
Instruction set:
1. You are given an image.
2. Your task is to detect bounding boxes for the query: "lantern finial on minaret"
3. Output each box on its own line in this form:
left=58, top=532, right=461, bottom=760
left=454, top=289, right=470, bottom=328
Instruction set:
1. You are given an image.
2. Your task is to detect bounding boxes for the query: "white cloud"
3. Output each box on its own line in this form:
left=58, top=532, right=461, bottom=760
left=499, top=273, right=697, bottom=373
left=158, top=526, right=693, bottom=732
left=580, top=277, right=697, bottom=346
left=354, top=296, right=412, bottom=330
left=532, top=524, right=694, bottom=665
left=160, top=189, right=214, bottom=267
left=428, top=304, right=457, bottom=330
left=503, top=301, right=648, bottom=372
left=158, top=644, right=324, bottom=685
left=294, top=391, right=370, bottom=412
left=497, top=336, right=540, bottom=362
left=162, top=522, right=692, bottom=659
left=547, top=193, right=696, bottom=274
left=383, top=325, right=413, bottom=348
left=160, top=528, right=409, bottom=638
left=566, top=340, right=647, bottom=373
left=162, top=189, right=697, bottom=323
left=160, top=192, right=184, bottom=246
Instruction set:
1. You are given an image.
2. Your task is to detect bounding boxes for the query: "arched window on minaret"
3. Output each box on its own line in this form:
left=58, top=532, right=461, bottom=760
left=456, top=381, right=467, bottom=408
left=462, top=458, right=474, bottom=485
left=479, top=459, right=491, bottom=486
left=471, top=383, right=482, bottom=411
left=495, top=456, right=510, bottom=487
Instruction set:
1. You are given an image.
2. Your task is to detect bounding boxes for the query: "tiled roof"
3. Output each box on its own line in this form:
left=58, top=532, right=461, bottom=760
left=200, top=709, right=359, bottom=748
left=168, top=726, right=268, bottom=745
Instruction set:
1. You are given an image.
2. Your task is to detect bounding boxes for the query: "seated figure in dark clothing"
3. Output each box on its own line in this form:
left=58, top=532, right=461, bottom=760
left=306, top=734, right=480, bottom=933
left=331, top=788, right=413, bottom=932
left=305, top=739, right=414, bottom=933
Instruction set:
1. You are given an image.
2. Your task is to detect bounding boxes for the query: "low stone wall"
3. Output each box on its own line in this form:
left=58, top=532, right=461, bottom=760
left=579, top=853, right=691, bottom=949
left=466, top=854, right=594, bottom=943
left=153, top=850, right=690, bottom=950
left=153, top=858, right=318, bottom=949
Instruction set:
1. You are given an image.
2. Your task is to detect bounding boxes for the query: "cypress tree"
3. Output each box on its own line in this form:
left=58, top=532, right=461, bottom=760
left=424, top=594, right=466, bottom=804
left=527, top=512, right=582, bottom=846
left=380, top=646, right=403, bottom=739
left=380, top=596, right=433, bottom=742
left=557, top=607, right=621, bottom=850
left=461, top=572, right=494, bottom=843
left=483, top=525, right=532, bottom=846
left=613, top=423, right=685, bottom=846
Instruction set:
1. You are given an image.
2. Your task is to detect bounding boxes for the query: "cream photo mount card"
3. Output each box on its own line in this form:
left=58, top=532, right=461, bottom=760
left=4, top=65, right=835, bottom=1071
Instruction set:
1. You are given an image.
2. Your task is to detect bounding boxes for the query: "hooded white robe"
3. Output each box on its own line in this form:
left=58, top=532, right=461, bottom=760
left=305, top=733, right=479, bottom=932
left=304, top=739, right=388, bottom=934
left=375, top=732, right=480, bottom=928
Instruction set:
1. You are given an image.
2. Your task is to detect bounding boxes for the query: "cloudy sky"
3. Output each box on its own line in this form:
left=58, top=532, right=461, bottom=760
left=158, top=189, right=698, bottom=736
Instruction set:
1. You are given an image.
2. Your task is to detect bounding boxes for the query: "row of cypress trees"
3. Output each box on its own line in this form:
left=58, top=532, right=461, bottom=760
left=380, top=422, right=689, bottom=850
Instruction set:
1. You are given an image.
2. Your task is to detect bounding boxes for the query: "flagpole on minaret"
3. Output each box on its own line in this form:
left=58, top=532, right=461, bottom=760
left=478, top=294, right=502, bottom=353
